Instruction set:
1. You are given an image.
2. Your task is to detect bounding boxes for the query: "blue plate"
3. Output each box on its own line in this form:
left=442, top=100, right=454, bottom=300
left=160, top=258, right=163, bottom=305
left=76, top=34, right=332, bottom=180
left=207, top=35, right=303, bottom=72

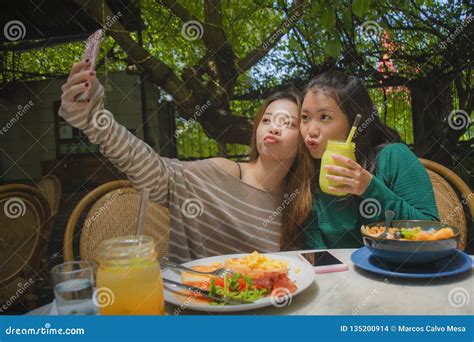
left=351, top=247, right=472, bottom=279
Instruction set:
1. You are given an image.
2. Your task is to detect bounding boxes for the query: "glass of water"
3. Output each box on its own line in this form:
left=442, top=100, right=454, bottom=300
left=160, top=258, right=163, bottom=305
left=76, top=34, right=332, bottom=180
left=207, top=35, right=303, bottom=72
left=51, top=261, right=96, bottom=315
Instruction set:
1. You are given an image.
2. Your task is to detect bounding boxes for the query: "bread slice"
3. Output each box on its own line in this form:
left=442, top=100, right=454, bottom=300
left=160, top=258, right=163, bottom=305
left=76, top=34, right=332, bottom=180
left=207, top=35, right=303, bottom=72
left=180, top=264, right=220, bottom=284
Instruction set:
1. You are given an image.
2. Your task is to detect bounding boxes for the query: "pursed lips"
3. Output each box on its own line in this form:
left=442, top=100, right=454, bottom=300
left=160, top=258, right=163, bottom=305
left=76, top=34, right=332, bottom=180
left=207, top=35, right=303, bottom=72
left=263, top=135, right=280, bottom=144
left=305, top=138, right=319, bottom=149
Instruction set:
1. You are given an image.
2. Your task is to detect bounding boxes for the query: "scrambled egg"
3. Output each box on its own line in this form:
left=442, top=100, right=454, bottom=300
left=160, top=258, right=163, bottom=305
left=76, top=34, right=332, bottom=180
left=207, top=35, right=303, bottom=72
left=225, top=251, right=288, bottom=271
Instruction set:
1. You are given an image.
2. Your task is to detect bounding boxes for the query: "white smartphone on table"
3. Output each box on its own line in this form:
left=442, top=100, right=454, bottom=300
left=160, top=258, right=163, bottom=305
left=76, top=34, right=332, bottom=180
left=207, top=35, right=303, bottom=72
left=299, top=251, right=348, bottom=274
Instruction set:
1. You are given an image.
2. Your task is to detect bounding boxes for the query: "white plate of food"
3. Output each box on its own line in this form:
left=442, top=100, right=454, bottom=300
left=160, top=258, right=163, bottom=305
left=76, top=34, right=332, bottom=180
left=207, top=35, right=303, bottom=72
left=162, top=252, right=315, bottom=312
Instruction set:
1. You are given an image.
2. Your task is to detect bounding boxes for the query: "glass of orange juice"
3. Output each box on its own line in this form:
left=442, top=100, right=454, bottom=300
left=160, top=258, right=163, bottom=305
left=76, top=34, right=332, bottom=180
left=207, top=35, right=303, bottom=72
left=96, top=235, right=164, bottom=315
left=319, top=139, right=356, bottom=196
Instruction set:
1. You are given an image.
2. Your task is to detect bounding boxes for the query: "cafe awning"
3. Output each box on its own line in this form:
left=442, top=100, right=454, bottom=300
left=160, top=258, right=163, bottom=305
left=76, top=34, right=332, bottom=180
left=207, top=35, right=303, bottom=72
left=0, top=0, right=143, bottom=51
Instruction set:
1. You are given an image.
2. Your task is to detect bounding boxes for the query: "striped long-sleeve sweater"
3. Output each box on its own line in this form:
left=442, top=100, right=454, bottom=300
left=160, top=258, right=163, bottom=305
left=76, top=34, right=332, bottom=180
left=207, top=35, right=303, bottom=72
left=59, top=81, right=285, bottom=262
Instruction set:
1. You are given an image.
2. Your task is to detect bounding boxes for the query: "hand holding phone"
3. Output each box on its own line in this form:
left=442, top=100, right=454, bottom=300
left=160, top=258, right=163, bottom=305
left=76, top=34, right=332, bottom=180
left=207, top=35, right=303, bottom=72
left=299, top=251, right=348, bottom=274
left=75, top=29, right=104, bottom=102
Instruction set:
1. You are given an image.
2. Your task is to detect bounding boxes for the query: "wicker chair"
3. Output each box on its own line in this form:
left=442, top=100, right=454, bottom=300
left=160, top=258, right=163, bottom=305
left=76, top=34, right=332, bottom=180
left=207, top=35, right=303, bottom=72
left=63, top=180, right=170, bottom=266
left=0, top=184, right=52, bottom=310
left=36, top=174, right=62, bottom=270
left=420, top=158, right=474, bottom=250
left=37, top=174, right=61, bottom=216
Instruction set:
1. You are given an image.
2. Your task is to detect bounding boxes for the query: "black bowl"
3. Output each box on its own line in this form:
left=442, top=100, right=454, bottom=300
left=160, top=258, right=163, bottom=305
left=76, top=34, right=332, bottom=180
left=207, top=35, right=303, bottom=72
left=361, top=220, right=460, bottom=264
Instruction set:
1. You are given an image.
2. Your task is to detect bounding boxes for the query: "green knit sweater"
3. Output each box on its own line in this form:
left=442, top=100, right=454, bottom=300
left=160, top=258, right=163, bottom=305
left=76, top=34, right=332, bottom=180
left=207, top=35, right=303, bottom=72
left=303, top=143, right=439, bottom=249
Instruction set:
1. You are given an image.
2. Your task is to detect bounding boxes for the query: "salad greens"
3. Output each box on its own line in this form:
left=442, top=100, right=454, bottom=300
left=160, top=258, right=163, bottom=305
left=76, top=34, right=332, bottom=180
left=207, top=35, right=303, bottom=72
left=400, top=227, right=421, bottom=239
left=208, top=273, right=267, bottom=305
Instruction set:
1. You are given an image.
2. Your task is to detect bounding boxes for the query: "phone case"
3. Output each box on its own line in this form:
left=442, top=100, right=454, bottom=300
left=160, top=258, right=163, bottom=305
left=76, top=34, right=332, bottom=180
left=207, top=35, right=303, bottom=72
left=75, top=29, right=104, bottom=102
left=298, top=252, right=349, bottom=274
left=313, top=263, right=349, bottom=274
left=83, top=29, right=103, bottom=69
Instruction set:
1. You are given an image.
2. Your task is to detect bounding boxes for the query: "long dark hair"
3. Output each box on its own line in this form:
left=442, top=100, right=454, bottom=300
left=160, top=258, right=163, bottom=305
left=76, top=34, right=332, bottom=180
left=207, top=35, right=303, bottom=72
left=303, top=70, right=402, bottom=175
left=248, top=91, right=315, bottom=251
left=281, top=71, right=404, bottom=250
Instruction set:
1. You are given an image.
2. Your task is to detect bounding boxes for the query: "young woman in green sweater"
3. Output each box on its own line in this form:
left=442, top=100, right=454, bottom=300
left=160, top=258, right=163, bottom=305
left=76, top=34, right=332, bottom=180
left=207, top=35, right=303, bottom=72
left=284, top=70, right=439, bottom=250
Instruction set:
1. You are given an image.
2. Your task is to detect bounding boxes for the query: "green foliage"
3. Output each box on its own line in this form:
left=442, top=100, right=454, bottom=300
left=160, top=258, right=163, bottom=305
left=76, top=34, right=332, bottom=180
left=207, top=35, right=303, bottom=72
left=352, top=0, right=371, bottom=17
left=176, top=118, right=220, bottom=159
left=342, top=10, right=353, bottom=31
left=324, top=35, right=342, bottom=57
left=1, top=0, right=470, bottom=160
left=320, top=8, right=336, bottom=29
left=1, top=34, right=127, bottom=82
left=176, top=119, right=250, bottom=159
left=369, top=87, right=414, bottom=145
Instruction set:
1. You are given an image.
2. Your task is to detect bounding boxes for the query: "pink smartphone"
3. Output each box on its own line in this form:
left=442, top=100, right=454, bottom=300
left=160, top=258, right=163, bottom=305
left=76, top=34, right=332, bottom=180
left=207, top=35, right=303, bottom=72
left=299, top=251, right=349, bottom=274
left=75, top=29, right=104, bottom=102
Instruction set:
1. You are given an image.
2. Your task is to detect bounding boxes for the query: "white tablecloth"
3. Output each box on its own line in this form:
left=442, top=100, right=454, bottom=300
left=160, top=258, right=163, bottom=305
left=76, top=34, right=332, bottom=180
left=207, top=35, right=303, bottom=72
left=28, top=249, right=474, bottom=315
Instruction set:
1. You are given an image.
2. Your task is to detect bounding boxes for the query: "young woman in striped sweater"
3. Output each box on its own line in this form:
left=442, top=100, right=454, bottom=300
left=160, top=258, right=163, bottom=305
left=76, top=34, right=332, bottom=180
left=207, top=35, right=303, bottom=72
left=281, top=70, right=439, bottom=250
left=59, top=60, right=312, bottom=262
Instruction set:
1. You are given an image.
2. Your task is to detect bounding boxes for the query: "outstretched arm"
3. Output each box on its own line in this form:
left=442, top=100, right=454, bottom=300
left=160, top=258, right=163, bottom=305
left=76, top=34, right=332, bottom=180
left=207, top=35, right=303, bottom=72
left=58, top=61, right=172, bottom=204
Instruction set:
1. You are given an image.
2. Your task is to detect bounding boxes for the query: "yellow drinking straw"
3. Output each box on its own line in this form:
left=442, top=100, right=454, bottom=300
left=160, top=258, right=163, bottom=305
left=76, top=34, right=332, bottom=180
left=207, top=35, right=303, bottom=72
left=345, top=114, right=362, bottom=144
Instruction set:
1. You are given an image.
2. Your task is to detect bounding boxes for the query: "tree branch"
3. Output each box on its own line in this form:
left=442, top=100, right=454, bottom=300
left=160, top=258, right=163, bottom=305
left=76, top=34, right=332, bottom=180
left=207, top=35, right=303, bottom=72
left=75, top=0, right=193, bottom=104
left=158, top=0, right=235, bottom=69
left=236, top=0, right=308, bottom=73
left=158, top=0, right=198, bottom=22
left=384, top=24, right=444, bottom=40
left=203, top=0, right=231, bottom=54
left=159, top=0, right=237, bottom=95
left=290, top=27, right=314, bottom=68
left=199, top=109, right=253, bottom=144
left=408, top=0, right=453, bottom=32
left=202, top=0, right=237, bottom=91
